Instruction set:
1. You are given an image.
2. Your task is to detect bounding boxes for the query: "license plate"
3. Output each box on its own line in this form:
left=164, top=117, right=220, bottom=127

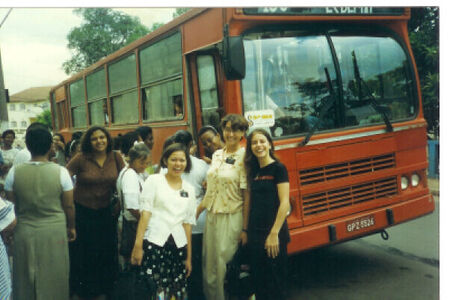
left=346, top=215, right=375, bottom=232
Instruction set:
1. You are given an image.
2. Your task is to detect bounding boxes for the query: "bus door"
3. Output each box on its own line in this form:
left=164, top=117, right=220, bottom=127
left=187, top=51, right=223, bottom=151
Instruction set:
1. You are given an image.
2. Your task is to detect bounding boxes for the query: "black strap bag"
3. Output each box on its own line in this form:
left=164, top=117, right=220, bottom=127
left=119, top=217, right=138, bottom=257
left=225, top=245, right=255, bottom=298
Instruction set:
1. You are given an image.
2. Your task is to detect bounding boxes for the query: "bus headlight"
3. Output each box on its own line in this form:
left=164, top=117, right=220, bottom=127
left=401, top=176, right=409, bottom=190
left=411, top=173, right=420, bottom=187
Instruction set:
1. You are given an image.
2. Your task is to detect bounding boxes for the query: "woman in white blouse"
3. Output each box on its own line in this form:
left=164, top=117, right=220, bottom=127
left=116, top=142, right=151, bottom=261
left=131, top=143, right=196, bottom=299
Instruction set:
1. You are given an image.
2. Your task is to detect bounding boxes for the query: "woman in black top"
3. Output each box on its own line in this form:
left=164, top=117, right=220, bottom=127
left=244, top=128, right=291, bottom=300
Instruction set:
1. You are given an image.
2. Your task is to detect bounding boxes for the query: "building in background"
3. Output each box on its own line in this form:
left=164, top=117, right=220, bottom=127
left=7, top=86, right=51, bottom=147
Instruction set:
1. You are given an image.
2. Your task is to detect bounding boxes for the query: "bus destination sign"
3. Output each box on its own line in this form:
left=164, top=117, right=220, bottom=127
left=243, top=7, right=404, bottom=16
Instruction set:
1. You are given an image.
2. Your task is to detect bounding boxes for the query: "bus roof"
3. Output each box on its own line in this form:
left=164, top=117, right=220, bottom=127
left=50, top=8, right=208, bottom=93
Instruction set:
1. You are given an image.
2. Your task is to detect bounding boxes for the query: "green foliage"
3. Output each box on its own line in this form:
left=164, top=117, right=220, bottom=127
left=173, top=8, right=190, bottom=18
left=63, top=8, right=149, bottom=75
left=35, top=110, right=53, bottom=130
left=149, top=8, right=190, bottom=32
left=409, top=7, right=439, bottom=136
left=150, top=22, right=165, bottom=32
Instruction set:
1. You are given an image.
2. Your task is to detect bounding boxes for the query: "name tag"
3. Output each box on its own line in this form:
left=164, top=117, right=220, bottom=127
left=225, top=157, right=236, bottom=165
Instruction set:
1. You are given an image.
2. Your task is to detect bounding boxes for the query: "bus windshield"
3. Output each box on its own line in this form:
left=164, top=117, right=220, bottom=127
left=242, top=29, right=416, bottom=138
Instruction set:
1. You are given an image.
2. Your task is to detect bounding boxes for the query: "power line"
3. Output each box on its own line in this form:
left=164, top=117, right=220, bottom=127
left=0, top=8, right=12, bottom=29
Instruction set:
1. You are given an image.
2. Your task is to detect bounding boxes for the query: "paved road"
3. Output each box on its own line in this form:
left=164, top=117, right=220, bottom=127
left=286, top=197, right=439, bottom=300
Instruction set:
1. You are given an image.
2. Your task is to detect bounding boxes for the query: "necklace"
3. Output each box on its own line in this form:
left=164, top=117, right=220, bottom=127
left=223, top=147, right=239, bottom=165
left=224, top=146, right=239, bottom=157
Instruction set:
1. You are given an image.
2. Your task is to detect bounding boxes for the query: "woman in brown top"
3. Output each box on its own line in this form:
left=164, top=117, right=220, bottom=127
left=67, top=126, right=125, bottom=300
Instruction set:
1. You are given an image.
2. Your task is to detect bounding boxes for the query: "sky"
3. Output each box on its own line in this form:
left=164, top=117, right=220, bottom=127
left=0, top=2, right=444, bottom=95
left=0, top=7, right=176, bottom=95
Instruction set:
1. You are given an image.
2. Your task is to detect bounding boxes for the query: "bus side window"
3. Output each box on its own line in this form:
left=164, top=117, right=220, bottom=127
left=197, top=54, right=221, bottom=129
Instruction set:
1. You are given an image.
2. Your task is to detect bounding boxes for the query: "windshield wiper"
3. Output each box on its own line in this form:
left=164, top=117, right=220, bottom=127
left=301, top=67, right=337, bottom=146
left=352, top=51, right=393, bottom=132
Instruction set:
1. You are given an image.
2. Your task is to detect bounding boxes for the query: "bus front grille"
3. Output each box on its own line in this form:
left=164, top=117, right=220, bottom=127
left=299, top=153, right=395, bottom=185
left=301, top=177, right=398, bottom=216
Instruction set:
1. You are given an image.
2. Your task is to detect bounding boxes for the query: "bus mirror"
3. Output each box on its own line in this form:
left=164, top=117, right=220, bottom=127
left=223, top=36, right=246, bottom=80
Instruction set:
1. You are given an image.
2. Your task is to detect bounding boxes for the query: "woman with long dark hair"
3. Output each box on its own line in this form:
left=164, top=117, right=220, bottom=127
left=67, top=126, right=125, bottom=300
left=244, top=128, right=290, bottom=300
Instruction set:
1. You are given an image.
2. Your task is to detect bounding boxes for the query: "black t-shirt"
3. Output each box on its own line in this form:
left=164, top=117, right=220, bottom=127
left=248, top=161, right=290, bottom=244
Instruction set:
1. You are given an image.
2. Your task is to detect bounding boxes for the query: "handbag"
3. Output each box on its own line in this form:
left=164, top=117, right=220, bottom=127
left=110, top=151, right=121, bottom=213
left=225, top=245, right=254, bottom=298
left=120, top=217, right=138, bottom=257
left=111, top=265, right=156, bottom=300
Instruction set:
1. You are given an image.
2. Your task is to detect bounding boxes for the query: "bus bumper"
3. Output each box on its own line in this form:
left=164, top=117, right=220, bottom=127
left=287, top=193, right=435, bottom=254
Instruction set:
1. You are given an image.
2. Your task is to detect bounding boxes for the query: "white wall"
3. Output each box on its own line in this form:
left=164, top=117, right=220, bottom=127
left=6, top=100, right=49, bottom=148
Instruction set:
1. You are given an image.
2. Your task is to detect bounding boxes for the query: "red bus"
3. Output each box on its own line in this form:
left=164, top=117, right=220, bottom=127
left=50, top=7, right=435, bottom=254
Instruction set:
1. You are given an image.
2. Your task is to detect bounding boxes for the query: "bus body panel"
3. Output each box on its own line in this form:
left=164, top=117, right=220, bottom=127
left=49, top=7, right=434, bottom=255
left=287, top=193, right=434, bottom=254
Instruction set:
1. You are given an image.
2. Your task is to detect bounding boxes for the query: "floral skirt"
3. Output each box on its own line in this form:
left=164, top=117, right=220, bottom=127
left=140, top=237, right=187, bottom=299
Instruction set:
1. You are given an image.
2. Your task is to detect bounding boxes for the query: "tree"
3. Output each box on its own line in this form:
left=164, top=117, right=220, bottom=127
left=63, top=8, right=149, bottom=75
left=35, top=110, right=53, bottom=130
left=173, top=8, right=190, bottom=18
left=408, top=7, right=439, bottom=137
left=150, top=22, right=165, bottom=32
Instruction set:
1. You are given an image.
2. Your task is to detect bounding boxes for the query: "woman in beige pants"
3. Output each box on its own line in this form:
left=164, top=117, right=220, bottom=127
left=197, top=114, right=250, bottom=300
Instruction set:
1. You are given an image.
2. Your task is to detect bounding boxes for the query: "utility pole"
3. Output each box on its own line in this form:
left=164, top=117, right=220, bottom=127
left=0, top=49, right=8, bottom=131
left=0, top=8, right=12, bottom=131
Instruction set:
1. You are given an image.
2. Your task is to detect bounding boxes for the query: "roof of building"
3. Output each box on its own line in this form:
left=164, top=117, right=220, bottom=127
left=10, top=86, right=52, bottom=103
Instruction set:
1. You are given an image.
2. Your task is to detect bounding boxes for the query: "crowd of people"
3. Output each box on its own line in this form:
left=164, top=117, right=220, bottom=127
left=0, top=113, right=291, bottom=300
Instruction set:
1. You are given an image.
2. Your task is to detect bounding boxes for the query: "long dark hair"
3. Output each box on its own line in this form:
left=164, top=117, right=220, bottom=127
left=244, top=128, right=278, bottom=187
left=80, top=126, right=113, bottom=154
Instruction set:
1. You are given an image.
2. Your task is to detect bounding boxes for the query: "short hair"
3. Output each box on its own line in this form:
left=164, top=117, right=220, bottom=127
left=2, top=129, right=15, bottom=139
left=162, top=135, right=177, bottom=151
left=160, top=143, right=192, bottom=173
left=26, top=127, right=52, bottom=156
left=66, top=130, right=84, bottom=156
left=128, top=142, right=151, bottom=163
left=120, top=131, right=141, bottom=156
left=72, top=131, right=83, bottom=141
left=80, top=126, right=112, bottom=154
left=69, top=140, right=80, bottom=156
left=220, top=114, right=249, bottom=132
left=53, top=133, right=65, bottom=145
left=198, top=125, right=219, bottom=137
left=27, top=122, right=48, bottom=133
left=136, top=126, right=153, bottom=140
left=173, top=130, right=193, bottom=148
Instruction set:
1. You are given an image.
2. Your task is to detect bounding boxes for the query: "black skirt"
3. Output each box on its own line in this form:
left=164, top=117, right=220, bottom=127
left=248, top=233, right=289, bottom=300
left=139, top=237, right=187, bottom=299
left=69, top=202, right=119, bottom=298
